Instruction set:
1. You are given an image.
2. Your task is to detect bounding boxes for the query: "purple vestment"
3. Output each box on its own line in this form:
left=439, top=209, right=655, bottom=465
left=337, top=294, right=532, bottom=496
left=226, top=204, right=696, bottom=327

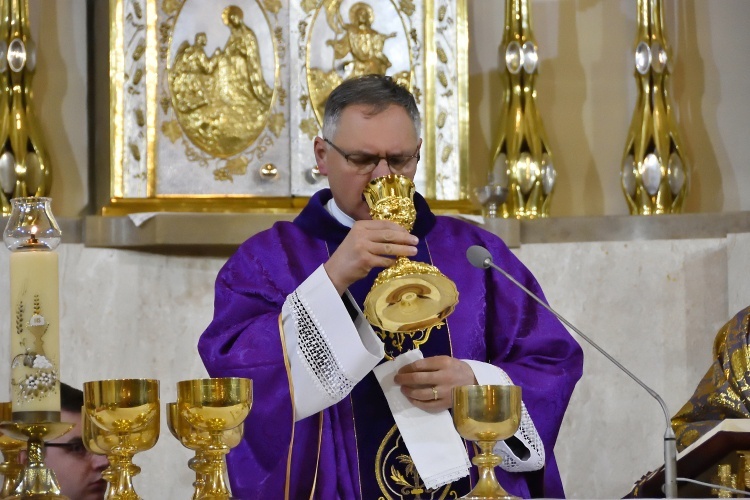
left=199, top=189, right=583, bottom=499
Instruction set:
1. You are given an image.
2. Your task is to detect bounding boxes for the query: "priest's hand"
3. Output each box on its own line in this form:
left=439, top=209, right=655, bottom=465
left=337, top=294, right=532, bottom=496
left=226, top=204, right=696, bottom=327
left=394, top=355, right=477, bottom=412
left=324, top=219, right=418, bottom=295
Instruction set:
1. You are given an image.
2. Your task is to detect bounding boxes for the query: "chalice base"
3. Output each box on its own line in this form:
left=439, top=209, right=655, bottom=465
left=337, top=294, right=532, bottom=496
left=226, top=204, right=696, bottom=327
left=461, top=466, right=518, bottom=500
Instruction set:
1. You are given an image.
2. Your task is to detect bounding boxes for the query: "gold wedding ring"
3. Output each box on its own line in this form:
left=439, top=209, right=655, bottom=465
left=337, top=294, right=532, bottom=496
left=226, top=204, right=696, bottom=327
left=432, top=386, right=438, bottom=401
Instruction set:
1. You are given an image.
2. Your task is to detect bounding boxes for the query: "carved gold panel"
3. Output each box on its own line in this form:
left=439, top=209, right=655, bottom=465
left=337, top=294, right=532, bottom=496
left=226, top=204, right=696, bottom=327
left=108, top=0, right=468, bottom=213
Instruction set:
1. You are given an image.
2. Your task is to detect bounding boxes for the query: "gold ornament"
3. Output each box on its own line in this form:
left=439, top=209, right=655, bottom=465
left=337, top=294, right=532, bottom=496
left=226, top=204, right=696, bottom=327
left=490, top=0, right=555, bottom=219
left=621, top=0, right=688, bottom=215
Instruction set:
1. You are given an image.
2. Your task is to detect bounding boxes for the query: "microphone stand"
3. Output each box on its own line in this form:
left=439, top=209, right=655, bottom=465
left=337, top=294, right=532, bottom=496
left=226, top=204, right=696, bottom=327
left=469, top=247, right=678, bottom=498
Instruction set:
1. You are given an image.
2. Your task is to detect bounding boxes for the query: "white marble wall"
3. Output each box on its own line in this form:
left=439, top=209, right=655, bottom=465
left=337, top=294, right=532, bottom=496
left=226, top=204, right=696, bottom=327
left=0, top=233, right=747, bottom=498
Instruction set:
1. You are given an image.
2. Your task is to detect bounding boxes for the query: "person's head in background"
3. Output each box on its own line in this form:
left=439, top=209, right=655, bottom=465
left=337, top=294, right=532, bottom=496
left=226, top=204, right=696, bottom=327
left=44, top=382, right=109, bottom=500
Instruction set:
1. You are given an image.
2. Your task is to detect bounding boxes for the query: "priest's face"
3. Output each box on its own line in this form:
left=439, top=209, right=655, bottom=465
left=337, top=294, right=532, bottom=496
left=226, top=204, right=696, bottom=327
left=314, top=103, right=422, bottom=221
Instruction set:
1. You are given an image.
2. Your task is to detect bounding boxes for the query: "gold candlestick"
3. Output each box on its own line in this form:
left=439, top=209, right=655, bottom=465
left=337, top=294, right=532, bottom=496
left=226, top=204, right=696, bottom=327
left=0, top=0, right=52, bottom=215
left=0, top=402, right=25, bottom=497
left=490, top=0, right=555, bottom=219
left=621, top=0, right=688, bottom=214
left=4, top=197, right=62, bottom=421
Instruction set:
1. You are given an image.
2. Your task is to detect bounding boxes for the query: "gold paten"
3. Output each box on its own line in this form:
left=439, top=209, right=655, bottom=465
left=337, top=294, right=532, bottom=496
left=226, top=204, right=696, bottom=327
left=452, top=385, right=522, bottom=500
left=490, top=0, right=555, bottom=219
left=0, top=0, right=52, bottom=215
left=175, top=378, right=252, bottom=500
left=621, top=0, right=688, bottom=215
left=0, top=418, right=73, bottom=500
left=363, top=175, right=458, bottom=336
left=83, top=378, right=160, bottom=500
left=0, top=403, right=25, bottom=498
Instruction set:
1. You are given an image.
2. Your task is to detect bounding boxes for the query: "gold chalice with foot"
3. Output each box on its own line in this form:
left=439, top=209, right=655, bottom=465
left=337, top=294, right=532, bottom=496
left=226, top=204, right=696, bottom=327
left=176, top=378, right=252, bottom=500
left=82, top=407, right=158, bottom=499
left=363, top=174, right=458, bottom=335
left=83, top=379, right=160, bottom=500
left=0, top=403, right=26, bottom=498
left=167, top=402, right=244, bottom=499
left=453, top=385, right=522, bottom=500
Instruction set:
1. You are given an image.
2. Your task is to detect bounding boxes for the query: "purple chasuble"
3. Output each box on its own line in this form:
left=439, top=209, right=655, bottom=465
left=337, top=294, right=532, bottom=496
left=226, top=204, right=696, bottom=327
left=198, top=189, right=583, bottom=499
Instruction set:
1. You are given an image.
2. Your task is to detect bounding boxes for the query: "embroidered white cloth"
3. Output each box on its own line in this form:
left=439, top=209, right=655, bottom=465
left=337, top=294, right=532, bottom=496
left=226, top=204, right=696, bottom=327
left=373, top=349, right=471, bottom=490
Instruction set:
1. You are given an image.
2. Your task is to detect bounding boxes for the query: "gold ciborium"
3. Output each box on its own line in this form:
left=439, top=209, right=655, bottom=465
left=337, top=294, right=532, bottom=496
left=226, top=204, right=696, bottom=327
left=167, top=402, right=244, bottom=499
left=453, top=385, right=522, bottom=500
left=83, top=379, right=160, bottom=500
left=363, top=174, right=458, bottom=334
left=176, top=378, right=252, bottom=500
left=0, top=403, right=25, bottom=498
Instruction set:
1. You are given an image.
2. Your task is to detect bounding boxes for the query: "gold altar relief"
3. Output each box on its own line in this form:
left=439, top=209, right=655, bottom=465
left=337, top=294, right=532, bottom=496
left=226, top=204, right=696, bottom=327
left=167, top=6, right=274, bottom=158
left=305, top=0, right=413, bottom=125
left=108, top=0, right=467, bottom=210
left=376, top=425, right=458, bottom=499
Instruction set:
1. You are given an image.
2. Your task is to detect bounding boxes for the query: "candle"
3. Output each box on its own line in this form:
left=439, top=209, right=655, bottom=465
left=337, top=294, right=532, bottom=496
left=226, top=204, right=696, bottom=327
left=9, top=243, right=61, bottom=418
left=4, top=198, right=62, bottom=422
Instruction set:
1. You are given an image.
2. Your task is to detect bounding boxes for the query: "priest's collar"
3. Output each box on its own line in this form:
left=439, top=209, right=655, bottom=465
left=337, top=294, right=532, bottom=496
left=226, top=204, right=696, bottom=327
left=294, top=189, right=436, bottom=244
left=326, top=198, right=355, bottom=228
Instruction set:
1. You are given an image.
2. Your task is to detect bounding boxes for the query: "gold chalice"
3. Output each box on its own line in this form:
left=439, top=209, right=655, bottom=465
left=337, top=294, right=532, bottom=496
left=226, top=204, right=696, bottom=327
left=167, top=402, right=244, bottom=499
left=0, top=402, right=25, bottom=498
left=453, top=385, right=522, bottom=500
left=363, top=174, right=458, bottom=334
left=83, top=379, right=160, bottom=500
left=82, top=407, right=158, bottom=500
left=176, top=378, right=252, bottom=500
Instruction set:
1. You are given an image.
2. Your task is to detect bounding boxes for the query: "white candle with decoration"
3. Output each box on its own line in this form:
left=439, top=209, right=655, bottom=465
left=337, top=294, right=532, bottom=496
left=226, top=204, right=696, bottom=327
left=3, top=197, right=62, bottom=421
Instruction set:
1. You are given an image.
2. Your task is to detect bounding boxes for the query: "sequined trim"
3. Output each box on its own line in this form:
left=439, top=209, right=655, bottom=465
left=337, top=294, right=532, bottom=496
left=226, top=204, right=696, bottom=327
left=289, top=291, right=355, bottom=401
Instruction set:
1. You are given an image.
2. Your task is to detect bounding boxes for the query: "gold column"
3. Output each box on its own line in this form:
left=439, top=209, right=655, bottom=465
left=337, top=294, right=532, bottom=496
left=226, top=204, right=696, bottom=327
left=0, top=0, right=51, bottom=215
left=621, top=0, right=688, bottom=215
left=490, top=0, right=555, bottom=219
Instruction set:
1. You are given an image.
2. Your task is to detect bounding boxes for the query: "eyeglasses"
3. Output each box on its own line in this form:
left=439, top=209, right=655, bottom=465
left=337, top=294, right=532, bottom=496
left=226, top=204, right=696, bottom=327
left=324, top=138, right=420, bottom=174
left=46, top=439, right=92, bottom=460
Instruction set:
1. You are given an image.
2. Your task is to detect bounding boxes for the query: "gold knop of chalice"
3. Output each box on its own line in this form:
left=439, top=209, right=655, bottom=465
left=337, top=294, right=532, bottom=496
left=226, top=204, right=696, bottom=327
left=176, top=378, right=252, bottom=500
left=452, top=385, right=522, bottom=500
left=167, top=401, right=244, bottom=500
left=363, top=174, right=458, bottom=334
left=83, top=379, right=160, bottom=500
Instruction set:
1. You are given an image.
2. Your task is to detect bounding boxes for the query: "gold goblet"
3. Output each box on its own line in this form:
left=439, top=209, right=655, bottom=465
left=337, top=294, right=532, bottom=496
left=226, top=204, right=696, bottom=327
left=167, top=402, right=244, bottom=499
left=363, top=174, right=458, bottom=335
left=176, top=378, right=252, bottom=500
left=0, top=402, right=25, bottom=498
left=453, top=385, right=522, bottom=500
left=83, top=379, right=160, bottom=500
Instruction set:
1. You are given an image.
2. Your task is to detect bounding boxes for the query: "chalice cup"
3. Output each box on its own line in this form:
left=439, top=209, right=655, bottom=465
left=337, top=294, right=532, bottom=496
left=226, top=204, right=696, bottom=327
left=176, top=378, right=252, bottom=500
left=453, top=385, right=522, bottom=500
left=83, top=379, right=160, bottom=500
left=363, top=174, right=458, bottom=335
left=0, top=402, right=25, bottom=497
left=167, top=402, right=244, bottom=499
left=473, top=184, right=508, bottom=219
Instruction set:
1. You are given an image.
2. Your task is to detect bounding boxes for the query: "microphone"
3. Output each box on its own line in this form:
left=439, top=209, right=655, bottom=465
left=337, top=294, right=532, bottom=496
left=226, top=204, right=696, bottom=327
left=466, top=245, right=678, bottom=498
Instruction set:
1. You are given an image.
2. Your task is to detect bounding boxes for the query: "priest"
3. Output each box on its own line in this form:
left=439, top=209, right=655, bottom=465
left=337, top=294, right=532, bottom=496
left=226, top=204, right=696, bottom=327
left=198, top=74, right=583, bottom=499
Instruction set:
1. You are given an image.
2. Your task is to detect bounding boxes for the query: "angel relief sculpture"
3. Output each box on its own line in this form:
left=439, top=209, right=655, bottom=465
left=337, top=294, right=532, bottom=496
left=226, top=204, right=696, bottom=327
left=168, top=5, right=274, bottom=158
left=307, top=0, right=411, bottom=124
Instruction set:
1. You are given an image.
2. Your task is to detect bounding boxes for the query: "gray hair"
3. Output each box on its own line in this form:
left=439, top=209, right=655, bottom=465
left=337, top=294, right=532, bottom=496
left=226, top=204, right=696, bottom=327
left=322, top=74, right=421, bottom=140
